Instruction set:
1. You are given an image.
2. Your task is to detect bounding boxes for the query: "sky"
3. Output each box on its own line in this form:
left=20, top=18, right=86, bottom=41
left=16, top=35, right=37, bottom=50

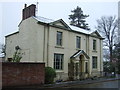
left=0, top=0, right=119, bottom=45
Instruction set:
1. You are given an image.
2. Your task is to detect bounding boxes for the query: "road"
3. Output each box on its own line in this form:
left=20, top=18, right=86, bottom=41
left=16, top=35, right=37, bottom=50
left=62, top=80, right=120, bottom=88
left=2, top=79, right=120, bottom=90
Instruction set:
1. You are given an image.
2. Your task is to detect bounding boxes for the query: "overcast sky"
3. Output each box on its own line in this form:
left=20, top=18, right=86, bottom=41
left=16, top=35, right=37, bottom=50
left=0, top=0, right=119, bottom=44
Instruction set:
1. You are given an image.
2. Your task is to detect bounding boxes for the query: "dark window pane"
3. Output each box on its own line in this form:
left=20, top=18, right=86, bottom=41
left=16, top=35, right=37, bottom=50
left=85, top=62, right=88, bottom=73
left=92, top=56, right=97, bottom=69
left=93, top=40, right=96, bottom=50
left=76, top=36, right=81, bottom=48
left=57, top=32, right=62, bottom=46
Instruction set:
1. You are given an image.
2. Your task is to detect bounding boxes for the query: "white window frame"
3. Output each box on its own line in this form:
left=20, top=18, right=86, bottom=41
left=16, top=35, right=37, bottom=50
left=54, top=53, right=64, bottom=70
left=92, top=56, right=97, bottom=69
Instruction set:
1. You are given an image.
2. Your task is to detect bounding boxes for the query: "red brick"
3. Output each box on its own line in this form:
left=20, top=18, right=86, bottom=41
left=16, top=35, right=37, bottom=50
left=2, top=62, right=45, bottom=87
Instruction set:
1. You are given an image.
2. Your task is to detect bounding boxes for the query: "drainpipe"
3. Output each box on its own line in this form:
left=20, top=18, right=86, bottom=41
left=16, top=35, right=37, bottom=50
left=87, top=35, right=90, bottom=77
left=86, top=35, right=88, bottom=54
left=46, top=25, right=49, bottom=67
left=100, top=39, right=102, bottom=76
left=43, top=24, right=49, bottom=67
left=43, top=25, right=46, bottom=63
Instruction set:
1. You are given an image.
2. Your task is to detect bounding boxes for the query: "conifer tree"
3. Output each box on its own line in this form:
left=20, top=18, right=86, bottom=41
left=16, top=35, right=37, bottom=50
left=69, top=6, right=90, bottom=30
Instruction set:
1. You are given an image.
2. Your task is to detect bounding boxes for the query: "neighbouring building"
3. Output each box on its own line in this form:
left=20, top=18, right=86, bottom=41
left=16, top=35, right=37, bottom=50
left=5, top=4, right=104, bottom=81
left=0, top=57, right=5, bottom=62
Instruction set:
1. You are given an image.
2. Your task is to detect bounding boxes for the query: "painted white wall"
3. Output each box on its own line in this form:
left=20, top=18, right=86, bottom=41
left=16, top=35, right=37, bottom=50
left=5, top=32, right=19, bottom=60
left=5, top=17, right=103, bottom=80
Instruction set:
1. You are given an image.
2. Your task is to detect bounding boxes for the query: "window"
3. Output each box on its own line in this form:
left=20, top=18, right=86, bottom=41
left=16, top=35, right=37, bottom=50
left=56, top=31, right=62, bottom=46
left=54, top=54, right=64, bottom=70
left=92, top=56, right=97, bottom=69
left=85, top=62, right=88, bottom=73
left=93, top=39, right=97, bottom=50
left=76, top=36, right=81, bottom=49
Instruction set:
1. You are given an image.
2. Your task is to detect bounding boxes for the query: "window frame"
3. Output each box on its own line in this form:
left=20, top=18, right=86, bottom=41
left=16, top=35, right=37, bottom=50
left=56, top=31, right=63, bottom=46
left=92, top=56, right=97, bottom=69
left=93, top=39, right=97, bottom=51
left=54, top=53, right=64, bottom=70
left=76, top=36, right=81, bottom=49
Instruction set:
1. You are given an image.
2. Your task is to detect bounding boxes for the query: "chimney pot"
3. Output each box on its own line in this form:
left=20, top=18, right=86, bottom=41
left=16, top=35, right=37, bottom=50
left=24, top=4, right=27, bottom=8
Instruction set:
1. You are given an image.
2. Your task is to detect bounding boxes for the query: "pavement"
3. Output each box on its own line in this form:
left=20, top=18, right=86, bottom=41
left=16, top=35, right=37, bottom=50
left=2, top=76, right=120, bottom=89
left=43, top=76, right=120, bottom=88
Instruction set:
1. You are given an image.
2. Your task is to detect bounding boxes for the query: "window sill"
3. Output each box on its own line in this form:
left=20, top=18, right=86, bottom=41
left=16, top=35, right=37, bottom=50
left=55, top=46, right=64, bottom=49
left=92, top=68, right=98, bottom=70
left=76, top=48, right=80, bottom=51
left=55, top=70, right=64, bottom=73
left=92, top=50, right=97, bottom=53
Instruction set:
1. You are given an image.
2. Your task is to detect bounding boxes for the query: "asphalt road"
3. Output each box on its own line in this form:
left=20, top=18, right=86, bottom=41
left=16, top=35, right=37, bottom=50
left=2, top=79, right=120, bottom=90
left=62, top=79, right=120, bottom=88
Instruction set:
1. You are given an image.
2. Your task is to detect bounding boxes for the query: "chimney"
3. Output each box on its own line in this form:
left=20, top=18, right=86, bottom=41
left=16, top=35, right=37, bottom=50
left=24, top=4, right=27, bottom=8
left=22, top=4, right=36, bottom=20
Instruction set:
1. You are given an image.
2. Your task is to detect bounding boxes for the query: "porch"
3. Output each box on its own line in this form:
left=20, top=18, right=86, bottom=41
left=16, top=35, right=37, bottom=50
left=68, top=50, right=90, bottom=80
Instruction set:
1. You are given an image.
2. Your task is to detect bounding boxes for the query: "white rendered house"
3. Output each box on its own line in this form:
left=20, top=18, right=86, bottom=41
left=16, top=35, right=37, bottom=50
left=5, top=4, right=104, bottom=81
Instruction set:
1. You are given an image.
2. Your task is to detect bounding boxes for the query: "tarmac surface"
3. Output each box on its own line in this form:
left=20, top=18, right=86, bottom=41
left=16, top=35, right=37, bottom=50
left=2, top=76, right=120, bottom=90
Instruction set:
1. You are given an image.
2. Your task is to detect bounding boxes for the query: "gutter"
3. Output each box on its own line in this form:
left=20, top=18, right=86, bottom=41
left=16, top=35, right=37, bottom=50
left=5, top=31, right=19, bottom=37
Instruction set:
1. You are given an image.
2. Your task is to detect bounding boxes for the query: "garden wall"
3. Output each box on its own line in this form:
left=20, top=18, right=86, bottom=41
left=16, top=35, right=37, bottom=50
left=2, top=62, right=45, bottom=87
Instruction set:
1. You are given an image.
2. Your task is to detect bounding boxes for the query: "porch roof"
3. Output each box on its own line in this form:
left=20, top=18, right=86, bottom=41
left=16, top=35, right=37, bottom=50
left=70, top=50, right=90, bottom=59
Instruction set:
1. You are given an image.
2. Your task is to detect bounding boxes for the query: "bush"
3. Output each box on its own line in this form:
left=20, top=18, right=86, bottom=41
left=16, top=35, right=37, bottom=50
left=45, top=67, right=56, bottom=84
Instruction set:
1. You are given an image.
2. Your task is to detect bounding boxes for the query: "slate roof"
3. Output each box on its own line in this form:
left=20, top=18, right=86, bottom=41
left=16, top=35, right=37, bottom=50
left=6, top=16, right=104, bottom=39
left=33, top=16, right=54, bottom=23
left=69, top=25, right=93, bottom=34
left=33, top=16, right=96, bottom=35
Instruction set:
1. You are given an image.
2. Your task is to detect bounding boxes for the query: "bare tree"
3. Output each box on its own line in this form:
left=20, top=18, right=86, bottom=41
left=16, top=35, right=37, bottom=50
left=0, top=44, right=5, bottom=57
left=96, top=16, right=118, bottom=62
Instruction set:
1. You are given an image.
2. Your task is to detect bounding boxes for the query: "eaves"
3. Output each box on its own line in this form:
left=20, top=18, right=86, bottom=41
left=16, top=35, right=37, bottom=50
left=5, top=31, right=19, bottom=38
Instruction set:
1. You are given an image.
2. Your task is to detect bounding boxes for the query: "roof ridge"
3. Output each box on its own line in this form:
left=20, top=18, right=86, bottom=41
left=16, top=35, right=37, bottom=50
left=36, top=16, right=54, bottom=21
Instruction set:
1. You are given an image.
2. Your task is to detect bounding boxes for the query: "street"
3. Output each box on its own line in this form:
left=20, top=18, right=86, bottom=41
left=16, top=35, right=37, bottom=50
left=62, top=80, right=120, bottom=88
left=2, top=79, right=120, bottom=90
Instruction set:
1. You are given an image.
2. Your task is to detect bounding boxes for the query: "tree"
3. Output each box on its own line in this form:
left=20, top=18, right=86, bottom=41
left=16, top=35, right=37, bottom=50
left=113, top=43, right=120, bottom=74
left=69, top=6, right=90, bottom=30
left=103, top=61, right=115, bottom=74
left=12, top=49, right=22, bottom=62
left=12, top=46, right=22, bottom=62
left=96, top=16, right=118, bottom=62
left=0, top=44, right=5, bottom=57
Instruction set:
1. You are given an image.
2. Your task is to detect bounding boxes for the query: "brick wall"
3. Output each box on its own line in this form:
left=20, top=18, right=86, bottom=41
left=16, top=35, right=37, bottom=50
left=2, top=62, right=45, bottom=87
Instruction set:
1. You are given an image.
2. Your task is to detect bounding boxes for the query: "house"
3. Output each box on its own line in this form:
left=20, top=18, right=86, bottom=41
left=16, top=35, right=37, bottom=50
left=5, top=4, right=104, bottom=81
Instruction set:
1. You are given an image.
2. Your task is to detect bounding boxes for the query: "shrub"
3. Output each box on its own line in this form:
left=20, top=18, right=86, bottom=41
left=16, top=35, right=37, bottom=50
left=12, top=50, right=22, bottom=62
left=45, top=67, right=56, bottom=84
